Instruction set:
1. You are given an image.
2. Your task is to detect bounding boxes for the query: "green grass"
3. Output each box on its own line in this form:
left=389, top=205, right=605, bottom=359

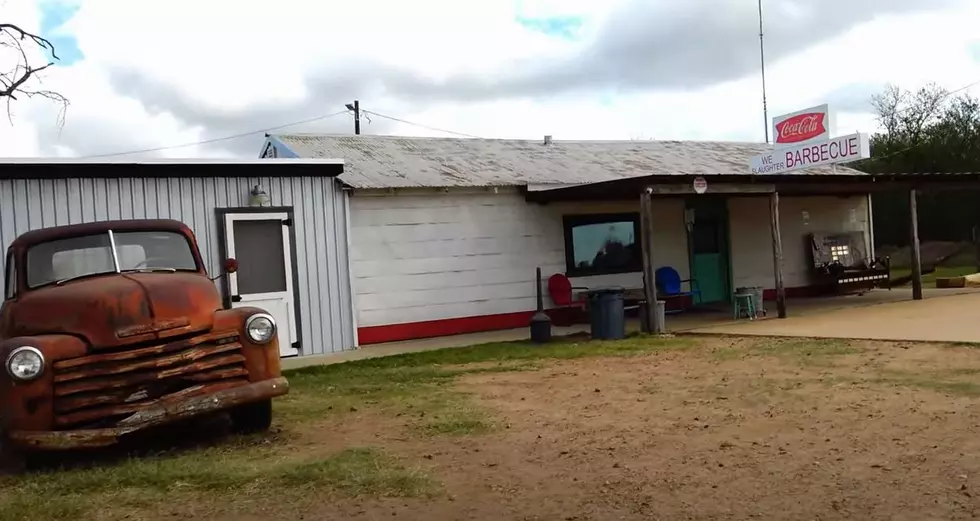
left=278, top=447, right=430, bottom=496
left=868, top=368, right=980, bottom=397
left=711, top=338, right=858, bottom=366
left=278, top=333, right=694, bottom=431
left=890, top=265, right=977, bottom=286
left=0, top=447, right=429, bottom=521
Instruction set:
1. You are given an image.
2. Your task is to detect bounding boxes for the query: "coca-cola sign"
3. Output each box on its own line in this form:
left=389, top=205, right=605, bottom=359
left=775, top=113, right=826, bottom=144
left=772, top=104, right=832, bottom=148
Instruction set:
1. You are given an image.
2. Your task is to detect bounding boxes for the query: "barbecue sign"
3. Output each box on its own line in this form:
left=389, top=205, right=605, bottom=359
left=750, top=132, right=870, bottom=175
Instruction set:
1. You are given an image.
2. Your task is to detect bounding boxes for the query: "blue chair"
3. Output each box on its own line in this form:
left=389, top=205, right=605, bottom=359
left=655, top=266, right=700, bottom=314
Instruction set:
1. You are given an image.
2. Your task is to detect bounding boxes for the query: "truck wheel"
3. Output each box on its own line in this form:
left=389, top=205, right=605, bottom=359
left=229, top=399, right=273, bottom=434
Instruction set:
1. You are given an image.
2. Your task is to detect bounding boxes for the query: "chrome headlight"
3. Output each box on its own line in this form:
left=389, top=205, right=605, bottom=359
left=6, top=346, right=44, bottom=381
left=245, top=313, right=277, bottom=344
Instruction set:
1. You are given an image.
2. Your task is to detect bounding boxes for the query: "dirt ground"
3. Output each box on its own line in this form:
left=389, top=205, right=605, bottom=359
left=9, top=336, right=980, bottom=521
left=254, top=338, right=980, bottom=520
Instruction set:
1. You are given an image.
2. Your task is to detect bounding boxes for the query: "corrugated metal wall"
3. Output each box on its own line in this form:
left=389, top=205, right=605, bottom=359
left=0, top=176, right=355, bottom=356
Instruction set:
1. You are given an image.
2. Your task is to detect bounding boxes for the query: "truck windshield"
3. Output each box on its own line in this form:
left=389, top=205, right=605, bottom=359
left=25, top=230, right=199, bottom=288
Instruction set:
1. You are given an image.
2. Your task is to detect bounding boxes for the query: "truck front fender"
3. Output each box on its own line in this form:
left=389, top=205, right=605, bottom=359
left=0, top=334, right=88, bottom=431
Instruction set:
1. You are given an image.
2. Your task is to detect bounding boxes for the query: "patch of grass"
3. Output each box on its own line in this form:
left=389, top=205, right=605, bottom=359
left=706, top=376, right=809, bottom=405
left=711, top=346, right=745, bottom=361
left=277, top=334, right=694, bottom=429
left=0, top=447, right=429, bottom=521
left=870, top=369, right=980, bottom=397
left=279, top=447, right=431, bottom=497
left=710, top=338, right=858, bottom=366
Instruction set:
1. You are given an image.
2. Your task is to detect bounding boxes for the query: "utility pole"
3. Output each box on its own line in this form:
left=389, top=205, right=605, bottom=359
left=758, top=0, right=770, bottom=144
left=345, top=100, right=361, bottom=135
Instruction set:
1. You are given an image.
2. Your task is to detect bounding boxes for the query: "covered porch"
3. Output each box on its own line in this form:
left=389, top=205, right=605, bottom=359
left=525, top=171, right=980, bottom=334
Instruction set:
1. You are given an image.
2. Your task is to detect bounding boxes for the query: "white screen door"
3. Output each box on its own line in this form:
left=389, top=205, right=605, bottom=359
left=223, top=212, right=298, bottom=357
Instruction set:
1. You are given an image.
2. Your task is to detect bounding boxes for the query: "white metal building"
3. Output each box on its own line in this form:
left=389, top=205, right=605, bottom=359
left=261, top=134, right=876, bottom=347
left=0, top=159, right=354, bottom=357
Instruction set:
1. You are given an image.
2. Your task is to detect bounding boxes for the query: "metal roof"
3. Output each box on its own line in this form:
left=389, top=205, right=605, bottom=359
left=272, top=133, right=868, bottom=190
left=0, top=158, right=343, bottom=165
left=0, top=159, right=344, bottom=180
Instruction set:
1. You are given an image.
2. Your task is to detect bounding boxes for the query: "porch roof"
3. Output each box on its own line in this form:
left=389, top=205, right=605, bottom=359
left=524, top=171, right=980, bottom=203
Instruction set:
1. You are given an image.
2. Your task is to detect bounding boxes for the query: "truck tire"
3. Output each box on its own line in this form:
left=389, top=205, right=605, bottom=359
left=229, top=399, right=273, bottom=434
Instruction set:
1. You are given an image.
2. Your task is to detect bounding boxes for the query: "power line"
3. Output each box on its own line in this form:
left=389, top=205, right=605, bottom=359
left=361, top=109, right=482, bottom=139
left=81, top=109, right=350, bottom=159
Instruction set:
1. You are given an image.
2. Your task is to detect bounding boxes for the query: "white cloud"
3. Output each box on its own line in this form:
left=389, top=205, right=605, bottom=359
left=1, top=0, right=979, bottom=159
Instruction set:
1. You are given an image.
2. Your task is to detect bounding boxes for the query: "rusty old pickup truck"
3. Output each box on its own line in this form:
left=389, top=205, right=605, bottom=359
left=0, top=219, right=289, bottom=469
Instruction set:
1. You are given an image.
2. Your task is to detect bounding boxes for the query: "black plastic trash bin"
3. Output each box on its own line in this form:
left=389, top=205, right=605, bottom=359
left=586, top=286, right=626, bottom=340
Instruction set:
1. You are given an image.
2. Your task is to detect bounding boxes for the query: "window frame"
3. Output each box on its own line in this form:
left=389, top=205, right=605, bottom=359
left=4, top=251, right=16, bottom=300
left=562, top=212, right=643, bottom=277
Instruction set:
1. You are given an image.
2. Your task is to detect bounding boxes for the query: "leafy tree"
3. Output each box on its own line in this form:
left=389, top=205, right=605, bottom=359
left=857, top=84, right=980, bottom=248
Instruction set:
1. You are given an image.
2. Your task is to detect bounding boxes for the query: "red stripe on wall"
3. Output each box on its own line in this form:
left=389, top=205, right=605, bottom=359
left=357, top=310, right=542, bottom=345
left=356, top=284, right=841, bottom=345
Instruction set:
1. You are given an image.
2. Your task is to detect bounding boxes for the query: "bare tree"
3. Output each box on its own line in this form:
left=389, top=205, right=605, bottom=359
left=871, top=83, right=947, bottom=144
left=0, top=22, right=68, bottom=123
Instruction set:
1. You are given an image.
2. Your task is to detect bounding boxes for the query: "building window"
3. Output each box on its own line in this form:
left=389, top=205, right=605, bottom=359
left=562, top=213, right=642, bottom=277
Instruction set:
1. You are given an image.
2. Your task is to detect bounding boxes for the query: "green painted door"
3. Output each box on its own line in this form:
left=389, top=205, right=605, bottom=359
left=688, top=201, right=730, bottom=304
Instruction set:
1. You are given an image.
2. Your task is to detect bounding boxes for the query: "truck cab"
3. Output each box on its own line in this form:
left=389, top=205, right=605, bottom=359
left=0, top=219, right=288, bottom=468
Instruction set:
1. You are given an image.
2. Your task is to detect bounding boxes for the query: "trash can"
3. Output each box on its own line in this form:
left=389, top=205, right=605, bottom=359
left=749, top=286, right=765, bottom=317
left=639, top=300, right=667, bottom=334
left=586, top=286, right=626, bottom=340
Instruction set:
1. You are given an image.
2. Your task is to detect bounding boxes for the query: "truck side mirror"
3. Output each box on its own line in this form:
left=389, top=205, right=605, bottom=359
left=210, top=258, right=239, bottom=282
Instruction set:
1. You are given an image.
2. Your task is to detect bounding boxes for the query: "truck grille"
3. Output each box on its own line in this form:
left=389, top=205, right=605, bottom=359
left=51, top=330, right=249, bottom=429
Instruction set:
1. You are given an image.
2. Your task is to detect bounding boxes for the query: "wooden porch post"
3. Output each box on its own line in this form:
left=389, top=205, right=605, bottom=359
left=909, top=188, right=923, bottom=300
left=769, top=192, right=787, bottom=318
left=640, top=189, right=662, bottom=333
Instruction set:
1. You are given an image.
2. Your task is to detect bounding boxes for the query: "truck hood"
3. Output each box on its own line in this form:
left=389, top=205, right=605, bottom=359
left=8, top=272, right=222, bottom=349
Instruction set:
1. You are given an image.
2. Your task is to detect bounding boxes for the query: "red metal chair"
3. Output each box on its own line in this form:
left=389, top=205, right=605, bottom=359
left=547, top=273, right=588, bottom=326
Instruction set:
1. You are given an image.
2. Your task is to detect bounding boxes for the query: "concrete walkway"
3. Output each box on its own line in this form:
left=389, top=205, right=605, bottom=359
left=281, top=287, right=980, bottom=370
left=689, top=288, right=980, bottom=343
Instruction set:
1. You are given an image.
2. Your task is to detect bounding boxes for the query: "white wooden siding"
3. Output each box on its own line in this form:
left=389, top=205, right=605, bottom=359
left=0, top=176, right=355, bottom=355
left=728, top=195, right=870, bottom=289
left=349, top=190, right=688, bottom=327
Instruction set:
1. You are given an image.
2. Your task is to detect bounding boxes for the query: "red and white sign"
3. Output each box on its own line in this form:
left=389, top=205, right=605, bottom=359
left=772, top=104, right=832, bottom=149
left=693, top=176, right=707, bottom=194
left=749, top=132, right=870, bottom=174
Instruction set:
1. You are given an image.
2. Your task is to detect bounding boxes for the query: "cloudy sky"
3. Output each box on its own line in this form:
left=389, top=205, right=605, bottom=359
left=1, top=0, right=979, bottom=159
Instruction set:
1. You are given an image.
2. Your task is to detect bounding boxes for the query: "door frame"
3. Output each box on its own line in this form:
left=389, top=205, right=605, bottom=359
left=684, top=196, right=733, bottom=305
left=216, top=206, right=303, bottom=355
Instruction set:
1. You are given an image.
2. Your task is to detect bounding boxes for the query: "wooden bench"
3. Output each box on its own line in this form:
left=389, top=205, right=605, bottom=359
left=809, top=232, right=890, bottom=293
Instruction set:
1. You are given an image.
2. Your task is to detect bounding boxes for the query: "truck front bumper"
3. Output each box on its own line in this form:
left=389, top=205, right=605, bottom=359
left=9, top=377, right=289, bottom=450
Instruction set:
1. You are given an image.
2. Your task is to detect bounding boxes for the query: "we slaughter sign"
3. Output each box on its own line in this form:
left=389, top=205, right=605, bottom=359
left=750, top=133, right=870, bottom=174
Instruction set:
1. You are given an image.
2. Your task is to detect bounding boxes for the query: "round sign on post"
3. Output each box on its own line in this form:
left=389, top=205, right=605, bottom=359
left=693, top=176, right=708, bottom=194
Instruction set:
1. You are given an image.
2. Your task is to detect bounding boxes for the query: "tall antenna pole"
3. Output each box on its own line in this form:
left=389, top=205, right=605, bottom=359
left=758, top=0, right=770, bottom=144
